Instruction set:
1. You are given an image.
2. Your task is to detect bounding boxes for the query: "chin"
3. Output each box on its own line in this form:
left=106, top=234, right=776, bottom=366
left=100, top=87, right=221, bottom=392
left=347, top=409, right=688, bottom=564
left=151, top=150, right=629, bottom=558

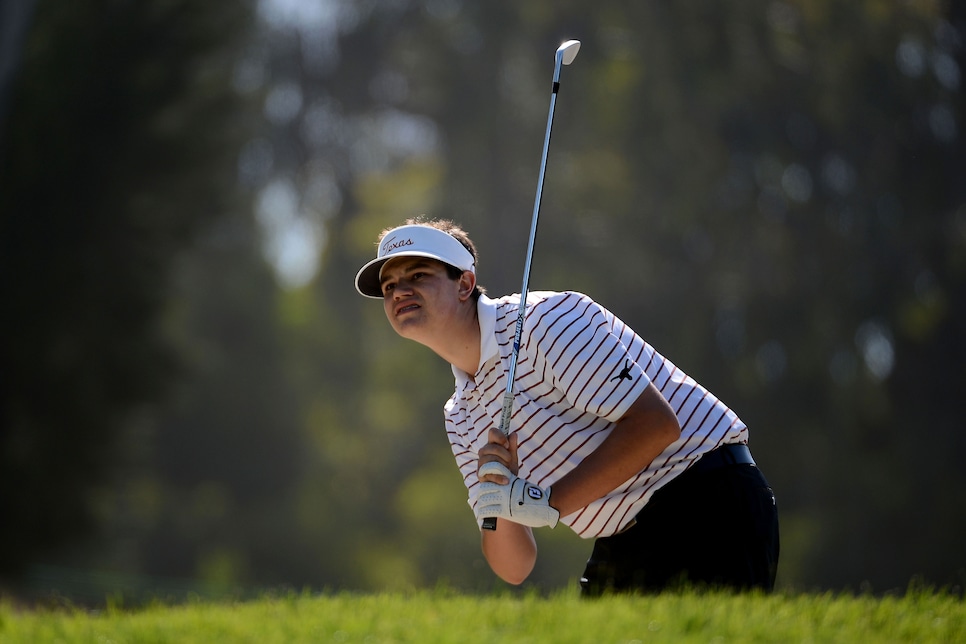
left=391, top=320, right=422, bottom=341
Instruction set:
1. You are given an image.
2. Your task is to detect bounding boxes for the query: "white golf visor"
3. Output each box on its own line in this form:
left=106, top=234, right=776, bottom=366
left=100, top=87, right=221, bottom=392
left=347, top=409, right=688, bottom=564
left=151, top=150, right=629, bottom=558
left=354, top=224, right=476, bottom=298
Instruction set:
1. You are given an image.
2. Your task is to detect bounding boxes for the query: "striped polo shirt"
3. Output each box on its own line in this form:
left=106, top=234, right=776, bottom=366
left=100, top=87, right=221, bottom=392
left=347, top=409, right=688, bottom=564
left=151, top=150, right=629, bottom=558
left=444, top=291, right=748, bottom=539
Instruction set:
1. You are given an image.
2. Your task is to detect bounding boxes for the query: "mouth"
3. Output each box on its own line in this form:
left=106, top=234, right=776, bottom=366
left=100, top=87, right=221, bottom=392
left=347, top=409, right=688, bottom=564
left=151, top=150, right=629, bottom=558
left=395, top=302, right=420, bottom=317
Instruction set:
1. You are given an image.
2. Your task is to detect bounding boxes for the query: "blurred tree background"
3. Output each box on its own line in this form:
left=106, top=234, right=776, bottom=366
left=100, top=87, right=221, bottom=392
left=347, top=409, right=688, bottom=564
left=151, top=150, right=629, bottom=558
left=1, top=0, right=963, bottom=602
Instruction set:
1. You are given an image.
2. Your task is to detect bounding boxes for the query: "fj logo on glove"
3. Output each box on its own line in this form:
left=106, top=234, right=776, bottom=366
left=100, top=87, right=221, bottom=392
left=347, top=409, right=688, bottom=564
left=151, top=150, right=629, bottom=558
left=527, top=486, right=543, bottom=501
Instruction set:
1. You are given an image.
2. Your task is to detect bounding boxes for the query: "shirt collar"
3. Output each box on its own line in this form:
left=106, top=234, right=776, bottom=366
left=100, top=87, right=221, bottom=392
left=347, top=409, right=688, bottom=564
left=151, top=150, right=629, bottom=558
left=452, top=293, right=499, bottom=387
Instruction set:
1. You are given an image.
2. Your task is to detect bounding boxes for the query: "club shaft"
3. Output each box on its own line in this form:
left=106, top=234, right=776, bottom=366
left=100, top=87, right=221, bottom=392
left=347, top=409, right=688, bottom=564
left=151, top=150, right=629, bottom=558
left=482, top=57, right=564, bottom=532
left=498, top=90, right=558, bottom=432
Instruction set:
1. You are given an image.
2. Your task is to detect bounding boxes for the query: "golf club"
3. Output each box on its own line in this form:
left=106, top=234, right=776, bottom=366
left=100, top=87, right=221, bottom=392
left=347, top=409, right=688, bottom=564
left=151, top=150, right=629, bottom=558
left=482, top=39, right=581, bottom=531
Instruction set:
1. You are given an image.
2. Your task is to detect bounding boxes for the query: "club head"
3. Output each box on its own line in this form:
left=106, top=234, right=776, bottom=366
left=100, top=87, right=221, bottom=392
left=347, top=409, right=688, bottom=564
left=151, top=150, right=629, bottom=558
left=556, top=40, right=581, bottom=65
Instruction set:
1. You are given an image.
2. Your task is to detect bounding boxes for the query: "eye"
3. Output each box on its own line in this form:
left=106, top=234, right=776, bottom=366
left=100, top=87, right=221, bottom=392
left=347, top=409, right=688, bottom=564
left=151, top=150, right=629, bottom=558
left=382, top=282, right=395, bottom=295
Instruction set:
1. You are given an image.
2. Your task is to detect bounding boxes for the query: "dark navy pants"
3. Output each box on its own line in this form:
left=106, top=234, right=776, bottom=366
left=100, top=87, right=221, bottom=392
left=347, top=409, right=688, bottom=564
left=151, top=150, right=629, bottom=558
left=579, top=459, right=780, bottom=596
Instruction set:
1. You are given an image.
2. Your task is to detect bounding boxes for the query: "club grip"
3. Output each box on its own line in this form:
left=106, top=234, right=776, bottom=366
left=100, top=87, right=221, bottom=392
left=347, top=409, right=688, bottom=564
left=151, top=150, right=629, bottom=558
left=482, top=517, right=497, bottom=530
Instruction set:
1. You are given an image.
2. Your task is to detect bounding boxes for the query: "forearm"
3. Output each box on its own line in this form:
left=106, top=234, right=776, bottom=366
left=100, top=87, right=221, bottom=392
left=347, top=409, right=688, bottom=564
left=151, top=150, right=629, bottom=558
left=481, top=520, right=537, bottom=585
left=549, top=382, right=681, bottom=517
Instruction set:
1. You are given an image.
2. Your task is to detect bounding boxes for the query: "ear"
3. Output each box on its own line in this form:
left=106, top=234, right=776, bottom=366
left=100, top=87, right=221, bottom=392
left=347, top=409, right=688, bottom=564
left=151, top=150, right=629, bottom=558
left=457, top=270, right=476, bottom=302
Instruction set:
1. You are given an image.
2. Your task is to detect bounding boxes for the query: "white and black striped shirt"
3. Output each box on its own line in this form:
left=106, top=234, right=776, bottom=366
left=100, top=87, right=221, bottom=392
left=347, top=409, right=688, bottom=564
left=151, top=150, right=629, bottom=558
left=444, top=291, right=748, bottom=538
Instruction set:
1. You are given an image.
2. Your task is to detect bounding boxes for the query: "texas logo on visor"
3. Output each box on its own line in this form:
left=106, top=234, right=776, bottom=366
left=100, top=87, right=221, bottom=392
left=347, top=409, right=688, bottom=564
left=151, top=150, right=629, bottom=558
left=380, top=234, right=414, bottom=256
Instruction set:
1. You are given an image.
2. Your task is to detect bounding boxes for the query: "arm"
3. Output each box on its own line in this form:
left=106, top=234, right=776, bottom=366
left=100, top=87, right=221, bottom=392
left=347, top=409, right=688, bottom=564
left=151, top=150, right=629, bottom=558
left=548, top=381, right=681, bottom=517
left=480, top=516, right=537, bottom=585
left=477, top=430, right=538, bottom=584
left=475, top=382, right=680, bottom=583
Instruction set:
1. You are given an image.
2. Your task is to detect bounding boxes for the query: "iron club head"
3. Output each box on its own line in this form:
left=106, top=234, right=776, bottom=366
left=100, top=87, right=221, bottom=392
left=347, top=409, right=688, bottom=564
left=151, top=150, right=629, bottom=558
left=556, top=40, right=581, bottom=65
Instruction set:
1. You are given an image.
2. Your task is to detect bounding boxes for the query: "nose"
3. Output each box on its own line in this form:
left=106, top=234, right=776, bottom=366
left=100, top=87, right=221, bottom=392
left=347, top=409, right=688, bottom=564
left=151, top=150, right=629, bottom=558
left=392, top=279, right=414, bottom=299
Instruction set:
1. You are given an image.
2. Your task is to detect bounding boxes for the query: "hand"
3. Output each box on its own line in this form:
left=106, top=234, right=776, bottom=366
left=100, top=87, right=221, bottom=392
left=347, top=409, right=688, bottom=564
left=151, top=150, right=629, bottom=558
left=476, top=462, right=559, bottom=529
left=478, top=429, right=518, bottom=483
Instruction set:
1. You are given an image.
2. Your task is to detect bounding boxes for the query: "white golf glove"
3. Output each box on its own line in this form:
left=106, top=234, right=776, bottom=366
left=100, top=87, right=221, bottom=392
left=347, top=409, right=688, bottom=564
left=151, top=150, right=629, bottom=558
left=476, top=462, right=559, bottom=529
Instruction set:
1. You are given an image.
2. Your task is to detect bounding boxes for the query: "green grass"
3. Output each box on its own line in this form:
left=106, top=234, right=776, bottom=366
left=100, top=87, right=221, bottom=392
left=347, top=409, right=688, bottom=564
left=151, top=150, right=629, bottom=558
left=1, top=588, right=963, bottom=643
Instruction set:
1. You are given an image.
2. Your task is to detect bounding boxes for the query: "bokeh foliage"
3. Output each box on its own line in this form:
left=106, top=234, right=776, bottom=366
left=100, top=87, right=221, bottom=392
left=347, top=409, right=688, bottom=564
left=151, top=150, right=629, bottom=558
left=1, top=0, right=963, bottom=601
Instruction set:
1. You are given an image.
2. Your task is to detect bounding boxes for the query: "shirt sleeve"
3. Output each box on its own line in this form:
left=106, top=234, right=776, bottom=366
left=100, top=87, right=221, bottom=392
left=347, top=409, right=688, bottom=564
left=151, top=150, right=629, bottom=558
left=527, top=292, right=651, bottom=422
left=444, top=399, right=486, bottom=522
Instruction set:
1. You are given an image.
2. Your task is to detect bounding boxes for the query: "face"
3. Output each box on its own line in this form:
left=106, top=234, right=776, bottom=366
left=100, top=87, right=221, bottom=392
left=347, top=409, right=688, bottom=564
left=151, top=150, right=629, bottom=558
left=379, top=257, right=474, bottom=344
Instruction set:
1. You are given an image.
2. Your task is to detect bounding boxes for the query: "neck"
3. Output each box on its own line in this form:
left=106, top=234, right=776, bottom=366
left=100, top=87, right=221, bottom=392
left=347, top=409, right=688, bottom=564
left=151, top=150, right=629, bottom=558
left=431, top=298, right=480, bottom=376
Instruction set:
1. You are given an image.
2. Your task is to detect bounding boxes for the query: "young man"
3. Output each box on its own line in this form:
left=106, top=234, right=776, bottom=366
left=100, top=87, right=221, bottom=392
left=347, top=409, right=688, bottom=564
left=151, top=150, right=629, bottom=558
left=354, top=217, right=779, bottom=595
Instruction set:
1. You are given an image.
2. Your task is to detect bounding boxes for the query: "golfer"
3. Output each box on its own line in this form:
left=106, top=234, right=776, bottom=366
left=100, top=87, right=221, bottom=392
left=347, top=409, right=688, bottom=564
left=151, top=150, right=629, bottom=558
left=355, top=217, right=779, bottom=595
